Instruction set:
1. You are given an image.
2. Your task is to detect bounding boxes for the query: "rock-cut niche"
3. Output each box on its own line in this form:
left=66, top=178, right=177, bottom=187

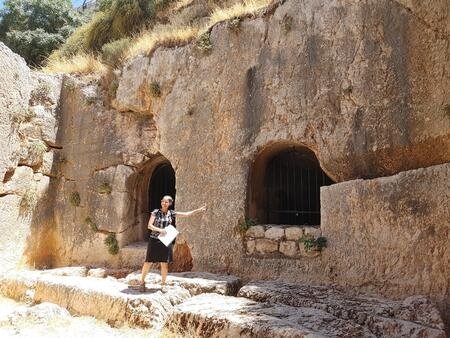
left=248, top=144, right=334, bottom=226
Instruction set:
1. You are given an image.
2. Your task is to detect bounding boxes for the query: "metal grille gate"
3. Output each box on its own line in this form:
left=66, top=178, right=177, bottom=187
left=265, top=149, right=333, bottom=225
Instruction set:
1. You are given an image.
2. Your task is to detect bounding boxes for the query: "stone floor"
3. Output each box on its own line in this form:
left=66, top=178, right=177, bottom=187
left=0, top=267, right=446, bottom=337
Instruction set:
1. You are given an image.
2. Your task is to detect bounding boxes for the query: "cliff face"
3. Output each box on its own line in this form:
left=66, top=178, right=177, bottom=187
left=114, top=0, right=450, bottom=182
left=0, top=0, right=449, bottom=328
left=0, top=42, right=62, bottom=272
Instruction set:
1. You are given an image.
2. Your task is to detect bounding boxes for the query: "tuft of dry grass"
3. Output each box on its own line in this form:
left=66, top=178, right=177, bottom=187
left=207, top=0, right=271, bottom=26
left=126, top=25, right=199, bottom=58
left=43, top=53, right=107, bottom=75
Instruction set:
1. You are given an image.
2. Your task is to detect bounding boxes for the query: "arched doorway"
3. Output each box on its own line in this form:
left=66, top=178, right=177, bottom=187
left=148, top=163, right=176, bottom=213
left=248, top=143, right=334, bottom=226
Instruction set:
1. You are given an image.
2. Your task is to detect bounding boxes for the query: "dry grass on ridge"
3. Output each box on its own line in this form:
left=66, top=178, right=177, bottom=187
left=44, top=0, right=272, bottom=75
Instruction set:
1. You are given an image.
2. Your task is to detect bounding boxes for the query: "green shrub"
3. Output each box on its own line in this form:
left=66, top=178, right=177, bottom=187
left=281, top=15, right=293, bottom=34
left=85, top=216, right=98, bottom=231
left=300, top=236, right=327, bottom=252
left=238, top=217, right=258, bottom=233
left=98, top=182, right=112, bottom=194
left=196, top=32, right=212, bottom=53
left=54, top=0, right=173, bottom=58
left=104, top=232, right=119, bottom=255
left=101, top=38, right=131, bottom=67
left=69, top=191, right=81, bottom=206
left=0, top=0, right=85, bottom=66
left=227, top=17, right=241, bottom=32
left=149, top=81, right=161, bottom=97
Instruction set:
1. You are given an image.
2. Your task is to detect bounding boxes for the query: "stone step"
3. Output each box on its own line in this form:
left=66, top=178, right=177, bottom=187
left=119, top=241, right=147, bottom=269
left=168, top=293, right=377, bottom=337
left=238, top=281, right=446, bottom=338
left=0, top=268, right=241, bottom=329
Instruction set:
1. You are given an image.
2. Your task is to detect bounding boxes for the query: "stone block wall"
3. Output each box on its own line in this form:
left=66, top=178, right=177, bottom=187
left=244, top=225, right=323, bottom=258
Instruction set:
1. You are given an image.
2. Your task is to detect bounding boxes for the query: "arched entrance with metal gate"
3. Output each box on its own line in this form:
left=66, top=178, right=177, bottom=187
left=248, top=143, right=334, bottom=226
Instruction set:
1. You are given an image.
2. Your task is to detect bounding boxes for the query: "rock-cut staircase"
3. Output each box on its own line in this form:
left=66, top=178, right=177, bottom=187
left=0, top=268, right=446, bottom=337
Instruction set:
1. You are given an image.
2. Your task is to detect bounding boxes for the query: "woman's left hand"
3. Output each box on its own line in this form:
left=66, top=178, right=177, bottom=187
left=199, top=205, right=207, bottom=212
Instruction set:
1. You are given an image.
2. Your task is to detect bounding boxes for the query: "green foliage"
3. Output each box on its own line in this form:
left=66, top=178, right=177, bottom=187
left=281, top=15, right=293, bottom=34
left=85, top=216, right=98, bottom=231
left=0, top=0, right=85, bottom=65
left=238, top=218, right=258, bottom=233
left=101, top=38, right=131, bottom=67
left=69, top=191, right=81, bottom=206
left=196, top=32, right=212, bottom=53
left=149, top=81, right=161, bottom=97
left=54, top=0, right=173, bottom=59
left=300, top=236, right=327, bottom=252
left=104, top=233, right=119, bottom=255
left=98, top=182, right=112, bottom=194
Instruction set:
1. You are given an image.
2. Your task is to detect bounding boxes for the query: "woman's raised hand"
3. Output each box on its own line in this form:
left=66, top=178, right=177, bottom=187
left=199, top=205, right=207, bottom=212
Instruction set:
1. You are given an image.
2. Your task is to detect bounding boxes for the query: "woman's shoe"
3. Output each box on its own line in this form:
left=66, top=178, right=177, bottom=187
left=139, top=281, right=147, bottom=292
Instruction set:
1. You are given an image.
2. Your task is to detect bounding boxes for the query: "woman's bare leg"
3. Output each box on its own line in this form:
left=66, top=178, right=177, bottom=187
left=160, top=263, right=168, bottom=285
left=141, top=262, right=151, bottom=284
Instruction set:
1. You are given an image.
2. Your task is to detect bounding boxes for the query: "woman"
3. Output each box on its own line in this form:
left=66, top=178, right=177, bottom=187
left=140, top=195, right=206, bottom=291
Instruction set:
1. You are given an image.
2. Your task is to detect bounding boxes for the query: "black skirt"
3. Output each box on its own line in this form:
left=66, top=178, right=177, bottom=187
left=145, top=237, right=173, bottom=263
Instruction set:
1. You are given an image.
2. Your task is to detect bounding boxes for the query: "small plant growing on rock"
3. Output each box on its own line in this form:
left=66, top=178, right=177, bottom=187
left=227, top=17, right=241, bottom=32
left=85, top=217, right=98, bottom=231
left=196, top=32, right=212, bottom=54
left=343, top=85, right=353, bottom=95
left=69, top=191, right=81, bottom=206
left=98, top=182, right=112, bottom=194
left=300, top=236, right=327, bottom=252
left=104, top=233, right=119, bottom=255
left=20, top=188, right=38, bottom=213
left=11, top=108, right=35, bottom=125
left=85, top=95, right=97, bottom=105
left=29, top=140, right=48, bottom=159
left=281, top=15, right=293, bottom=34
left=63, top=80, right=76, bottom=93
left=238, top=217, right=258, bottom=233
left=109, top=79, right=119, bottom=98
left=444, top=104, right=450, bottom=117
left=149, top=81, right=161, bottom=98
left=30, top=82, right=51, bottom=104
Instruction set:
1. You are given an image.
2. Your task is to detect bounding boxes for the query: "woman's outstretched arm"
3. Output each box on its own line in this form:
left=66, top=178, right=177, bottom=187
left=176, top=205, right=206, bottom=218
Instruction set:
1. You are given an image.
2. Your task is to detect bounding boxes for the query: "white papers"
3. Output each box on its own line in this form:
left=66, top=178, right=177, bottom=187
left=158, top=225, right=179, bottom=247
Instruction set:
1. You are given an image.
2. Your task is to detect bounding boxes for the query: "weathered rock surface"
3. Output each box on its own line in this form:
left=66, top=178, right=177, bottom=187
left=126, top=271, right=241, bottom=296
left=321, top=163, right=450, bottom=325
left=0, top=270, right=188, bottom=328
left=0, top=269, right=241, bottom=329
left=239, top=281, right=446, bottom=337
left=169, top=293, right=377, bottom=337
